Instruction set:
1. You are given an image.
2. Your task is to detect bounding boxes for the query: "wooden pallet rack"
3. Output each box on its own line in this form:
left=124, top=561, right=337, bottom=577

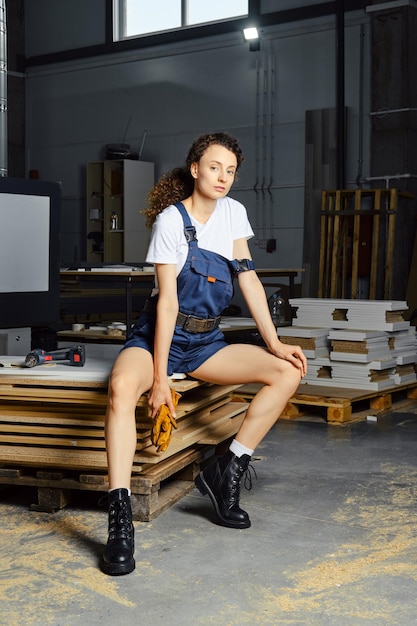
left=0, top=360, right=248, bottom=520
left=318, top=188, right=413, bottom=300
left=235, top=381, right=417, bottom=424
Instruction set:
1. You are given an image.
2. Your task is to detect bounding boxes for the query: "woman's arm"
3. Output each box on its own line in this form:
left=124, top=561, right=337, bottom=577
left=233, top=238, right=307, bottom=377
left=147, top=263, right=179, bottom=418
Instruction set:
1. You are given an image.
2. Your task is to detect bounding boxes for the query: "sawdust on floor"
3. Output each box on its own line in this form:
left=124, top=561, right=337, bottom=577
left=258, top=464, right=417, bottom=623
left=0, top=502, right=135, bottom=626
left=1, top=463, right=417, bottom=624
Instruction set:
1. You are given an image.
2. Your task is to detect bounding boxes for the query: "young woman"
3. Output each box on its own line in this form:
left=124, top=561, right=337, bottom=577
left=101, top=132, right=307, bottom=576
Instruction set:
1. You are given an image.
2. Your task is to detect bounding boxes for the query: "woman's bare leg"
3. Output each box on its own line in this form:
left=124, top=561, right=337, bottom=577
left=192, top=343, right=302, bottom=529
left=191, top=343, right=302, bottom=450
left=105, top=347, right=154, bottom=489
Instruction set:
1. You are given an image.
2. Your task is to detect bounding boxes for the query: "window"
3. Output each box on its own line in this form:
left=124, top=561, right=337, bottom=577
left=114, top=0, right=248, bottom=40
left=187, top=0, right=248, bottom=25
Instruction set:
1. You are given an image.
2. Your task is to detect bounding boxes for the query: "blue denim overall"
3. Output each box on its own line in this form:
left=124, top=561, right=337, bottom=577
left=124, top=202, right=238, bottom=375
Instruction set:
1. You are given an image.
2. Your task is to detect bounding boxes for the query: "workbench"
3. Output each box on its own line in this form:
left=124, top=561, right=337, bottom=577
left=60, top=267, right=303, bottom=330
left=57, top=316, right=260, bottom=347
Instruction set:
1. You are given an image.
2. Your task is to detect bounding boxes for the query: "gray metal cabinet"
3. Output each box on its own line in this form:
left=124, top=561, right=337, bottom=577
left=86, top=159, right=154, bottom=263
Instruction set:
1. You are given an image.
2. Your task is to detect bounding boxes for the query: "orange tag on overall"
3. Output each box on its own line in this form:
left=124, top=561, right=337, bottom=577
left=207, top=276, right=216, bottom=283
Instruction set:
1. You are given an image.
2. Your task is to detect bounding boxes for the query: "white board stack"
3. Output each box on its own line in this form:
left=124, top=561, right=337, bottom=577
left=290, top=298, right=410, bottom=331
left=287, top=299, right=417, bottom=390
left=329, top=329, right=390, bottom=363
left=277, top=326, right=330, bottom=358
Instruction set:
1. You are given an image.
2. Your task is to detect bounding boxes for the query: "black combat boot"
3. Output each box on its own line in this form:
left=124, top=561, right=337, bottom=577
left=100, top=488, right=135, bottom=575
left=195, top=451, right=251, bottom=529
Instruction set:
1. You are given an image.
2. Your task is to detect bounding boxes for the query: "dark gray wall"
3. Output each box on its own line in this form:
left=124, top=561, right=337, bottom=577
left=7, top=0, right=25, bottom=178
left=25, top=0, right=106, bottom=56
left=22, top=1, right=371, bottom=306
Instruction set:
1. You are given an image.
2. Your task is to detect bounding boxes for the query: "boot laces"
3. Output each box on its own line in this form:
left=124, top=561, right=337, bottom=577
left=108, top=500, right=132, bottom=541
left=243, top=462, right=257, bottom=491
left=230, top=460, right=257, bottom=502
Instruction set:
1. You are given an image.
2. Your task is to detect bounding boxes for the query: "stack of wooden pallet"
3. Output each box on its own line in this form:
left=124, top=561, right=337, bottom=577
left=278, top=298, right=417, bottom=391
left=0, top=357, right=248, bottom=520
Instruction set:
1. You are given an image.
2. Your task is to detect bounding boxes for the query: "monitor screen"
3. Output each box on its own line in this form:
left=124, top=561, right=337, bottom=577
left=0, top=177, right=61, bottom=329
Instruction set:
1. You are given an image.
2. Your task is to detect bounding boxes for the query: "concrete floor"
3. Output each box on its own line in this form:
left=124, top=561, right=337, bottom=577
left=1, top=409, right=417, bottom=626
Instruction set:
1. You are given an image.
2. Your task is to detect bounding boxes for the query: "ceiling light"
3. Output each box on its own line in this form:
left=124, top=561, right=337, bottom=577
left=243, top=27, right=259, bottom=41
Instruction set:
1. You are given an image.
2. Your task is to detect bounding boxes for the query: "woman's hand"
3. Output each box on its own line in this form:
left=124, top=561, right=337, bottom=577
left=147, top=380, right=177, bottom=420
left=271, top=342, right=307, bottom=378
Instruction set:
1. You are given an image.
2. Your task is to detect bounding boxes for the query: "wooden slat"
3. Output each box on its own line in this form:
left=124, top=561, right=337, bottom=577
left=199, top=411, right=246, bottom=444
left=176, top=400, right=247, bottom=441
left=318, top=190, right=328, bottom=297
left=340, top=218, right=348, bottom=299
left=0, top=445, right=110, bottom=470
left=134, top=402, right=248, bottom=464
left=0, top=406, right=106, bottom=422
left=0, top=423, right=104, bottom=438
left=0, top=374, right=200, bottom=393
left=385, top=187, right=397, bottom=299
left=131, top=447, right=208, bottom=493
left=0, top=433, right=107, bottom=449
left=0, top=386, right=109, bottom=404
left=351, top=190, right=361, bottom=298
left=324, top=192, right=334, bottom=297
left=369, top=189, right=380, bottom=299
left=131, top=480, right=195, bottom=521
left=330, top=190, right=342, bottom=297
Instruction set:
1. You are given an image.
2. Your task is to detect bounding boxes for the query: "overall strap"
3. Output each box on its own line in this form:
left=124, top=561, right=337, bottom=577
left=174, top=202, right=198, bottom=246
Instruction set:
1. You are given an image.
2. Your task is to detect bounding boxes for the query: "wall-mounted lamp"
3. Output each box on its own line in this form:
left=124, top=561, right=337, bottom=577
left=243, top=26, right=260, bottom=51
left=243, top=27, right=259, bottom=41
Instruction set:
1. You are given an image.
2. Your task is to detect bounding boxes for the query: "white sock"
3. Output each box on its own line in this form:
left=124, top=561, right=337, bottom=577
left=109, top=487, right=131, bottom=496
left=229, top=439, right=254, bottom=458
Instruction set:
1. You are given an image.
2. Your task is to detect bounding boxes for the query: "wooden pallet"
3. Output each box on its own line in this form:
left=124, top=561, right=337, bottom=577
left=0, top=446, right=215, bottom=521
left=0, top=364, right=248, bottom=518
left=234, top=381, right=417, bottom=424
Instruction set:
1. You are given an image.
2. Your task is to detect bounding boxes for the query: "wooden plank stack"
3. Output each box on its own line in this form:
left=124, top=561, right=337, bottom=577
left=0, top=357, right=248, bottom=520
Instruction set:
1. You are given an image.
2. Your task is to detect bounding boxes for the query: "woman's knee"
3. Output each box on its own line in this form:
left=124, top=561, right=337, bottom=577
left=108, top=370, right=141, bottom=412
left=272, top=359, right=302, bottom=394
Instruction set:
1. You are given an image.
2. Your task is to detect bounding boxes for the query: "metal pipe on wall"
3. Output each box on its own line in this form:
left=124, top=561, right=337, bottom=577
left=336, top=0, right=345, bottom=189
left=355, top=23, right=365, bottom=188
left=261, top=44, right=268, bottom=239
left=0, top=0, right=7, bottom=177
left=268, top=40, right=275, bottom=237
left=254, top=55, right=261, bottom=241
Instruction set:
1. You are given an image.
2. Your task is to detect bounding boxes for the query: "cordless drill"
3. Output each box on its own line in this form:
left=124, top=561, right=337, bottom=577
left=24, top=346, right=86, bottom=368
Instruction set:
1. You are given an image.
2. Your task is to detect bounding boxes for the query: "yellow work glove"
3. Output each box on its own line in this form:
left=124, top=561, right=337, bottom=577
left=151, top=389, right=181, bottom=453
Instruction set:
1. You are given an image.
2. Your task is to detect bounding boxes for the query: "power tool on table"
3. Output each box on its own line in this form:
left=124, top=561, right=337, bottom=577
left=24, top=346, right=86, bottom=368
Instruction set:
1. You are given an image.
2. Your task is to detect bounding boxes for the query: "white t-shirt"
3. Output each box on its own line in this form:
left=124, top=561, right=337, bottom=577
left=146, top=196, right=254, bottom=276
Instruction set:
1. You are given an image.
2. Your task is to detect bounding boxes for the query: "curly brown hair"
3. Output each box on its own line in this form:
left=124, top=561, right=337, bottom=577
left=142, top=132, right=244, bottom=227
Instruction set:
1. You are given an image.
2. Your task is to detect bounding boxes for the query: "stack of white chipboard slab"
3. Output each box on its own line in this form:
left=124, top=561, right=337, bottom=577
left=277, top=326, right=330, bottom=358
left=301, top=357, right=333, bottom=386
left=389, top=327, right=417, bottom=361
left=287, top=299, right=417, bottom=390
left=290, top=298, right=410, bottom=332
left=301, top=356, right=396, bottom=390
left=329, top=329, right=389, bottom=363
